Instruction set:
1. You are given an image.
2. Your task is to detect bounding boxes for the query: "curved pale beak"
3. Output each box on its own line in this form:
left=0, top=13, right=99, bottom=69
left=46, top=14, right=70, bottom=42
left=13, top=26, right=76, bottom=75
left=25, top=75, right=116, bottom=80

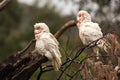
left=76, top=17, right=81, bottom=27
left=34, top=30, right=41, bottom=35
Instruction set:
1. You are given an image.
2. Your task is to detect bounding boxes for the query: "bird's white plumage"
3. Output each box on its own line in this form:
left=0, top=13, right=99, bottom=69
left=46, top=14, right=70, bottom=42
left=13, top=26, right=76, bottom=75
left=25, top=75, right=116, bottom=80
left=76, top=10, right=104, bottom=59
left=78, top=22, right=103, bottom=45
left=34, top=23, right=62, bottom=71
left=77, top=11, right=103, bottom=45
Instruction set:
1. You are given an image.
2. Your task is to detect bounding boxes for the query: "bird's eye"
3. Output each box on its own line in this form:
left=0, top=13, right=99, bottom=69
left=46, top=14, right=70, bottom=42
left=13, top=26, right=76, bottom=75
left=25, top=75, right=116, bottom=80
left=78, top=14, right=81, bottom=17
left=36, top=27, right=40, bottom=30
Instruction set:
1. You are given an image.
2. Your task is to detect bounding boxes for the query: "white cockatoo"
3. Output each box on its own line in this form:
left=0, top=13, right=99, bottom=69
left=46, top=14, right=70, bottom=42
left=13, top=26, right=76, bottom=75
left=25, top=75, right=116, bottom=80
left=34, top=22, right=62, bottom=71
left=76, top=10, right=106, bottom=59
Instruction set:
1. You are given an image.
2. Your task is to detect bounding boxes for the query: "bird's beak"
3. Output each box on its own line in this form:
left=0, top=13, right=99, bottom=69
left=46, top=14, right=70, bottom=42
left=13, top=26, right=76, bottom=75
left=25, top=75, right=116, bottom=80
left=76, top=17, right=81, bottom=27
left=76, top=20, right=81, bottom=27
left=35, top=32, right=40, bottom=35
left=34, top=30, right=41, bottom=35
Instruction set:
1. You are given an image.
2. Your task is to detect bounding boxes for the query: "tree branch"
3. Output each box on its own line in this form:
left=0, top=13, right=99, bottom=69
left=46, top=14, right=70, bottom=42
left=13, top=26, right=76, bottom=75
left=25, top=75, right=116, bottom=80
left=0, top=0, right=10, bottom=10
left=1, top=19, right=119, bottom=80
left=54, top=20, right=76, bottom=39
left=0, top=20, right=76, bottom=80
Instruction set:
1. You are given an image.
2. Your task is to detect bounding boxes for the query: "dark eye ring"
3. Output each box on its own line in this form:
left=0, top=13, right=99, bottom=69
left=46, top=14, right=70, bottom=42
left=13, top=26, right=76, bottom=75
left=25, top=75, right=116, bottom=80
left=36, top=27, right=40, bottom=30
left=78, top=14, right=81, bottom=17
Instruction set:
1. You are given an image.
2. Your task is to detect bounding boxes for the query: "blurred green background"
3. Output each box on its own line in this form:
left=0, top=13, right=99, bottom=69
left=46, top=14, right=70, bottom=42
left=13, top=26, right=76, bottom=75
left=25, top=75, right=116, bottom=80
left=0, top=0, right=120, bottom=79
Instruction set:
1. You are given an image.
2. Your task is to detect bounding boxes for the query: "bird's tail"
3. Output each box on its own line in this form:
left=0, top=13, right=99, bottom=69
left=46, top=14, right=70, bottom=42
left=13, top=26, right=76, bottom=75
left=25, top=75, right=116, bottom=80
left=52, top=56, right=62, bottom=71
left=97, top=32, right=120, bottom=54
left=97, top=38, right=111, bottom=54
left=98, top=38, right=111, bottom=53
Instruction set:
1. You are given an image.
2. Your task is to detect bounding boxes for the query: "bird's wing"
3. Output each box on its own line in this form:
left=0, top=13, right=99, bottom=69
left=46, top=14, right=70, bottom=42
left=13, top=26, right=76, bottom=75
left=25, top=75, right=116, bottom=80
left=84, top=28, right=103, bottom=41
left=80, top=23, right=103, bottom=45
left=49, top=33, right=59, bottom=45
left=41, top=33, right=61, bottom=57
left=93, top=23, right=102, bottom=31
left=85, top=22, right=101, bottom=31
left=41, top=33, right=62, bottom=70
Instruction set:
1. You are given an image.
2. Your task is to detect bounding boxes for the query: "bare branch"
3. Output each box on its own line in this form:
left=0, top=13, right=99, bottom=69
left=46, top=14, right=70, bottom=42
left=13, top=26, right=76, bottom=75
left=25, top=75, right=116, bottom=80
left=0, top=20, right=76, bottom=80
left=0, top=0, right=10, bottom=10
left=54, top=20, right=76, bottom=39
left=0, top=19, right=120, bottom=80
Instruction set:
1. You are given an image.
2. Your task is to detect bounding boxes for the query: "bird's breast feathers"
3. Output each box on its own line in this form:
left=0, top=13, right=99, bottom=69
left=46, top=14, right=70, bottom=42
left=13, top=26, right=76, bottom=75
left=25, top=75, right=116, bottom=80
left=36, top=33, right=58, bottom=51
left=35, top=39, right=46, bottom=55
left=79, top=22, right=103, bottom=45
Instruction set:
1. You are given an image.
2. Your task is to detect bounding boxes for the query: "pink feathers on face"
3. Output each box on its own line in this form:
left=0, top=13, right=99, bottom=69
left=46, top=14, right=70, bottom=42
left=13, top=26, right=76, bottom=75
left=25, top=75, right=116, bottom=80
left=77, top=10, right=91, bottom=27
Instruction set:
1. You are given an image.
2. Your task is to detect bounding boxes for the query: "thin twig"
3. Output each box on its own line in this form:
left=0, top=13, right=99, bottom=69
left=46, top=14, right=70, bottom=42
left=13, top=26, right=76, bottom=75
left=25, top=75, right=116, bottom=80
left=37, top=65, right=43, bottom=80
left=57, top=33, right=110, bottom=80
left=57, top=46, right=86, bottom=80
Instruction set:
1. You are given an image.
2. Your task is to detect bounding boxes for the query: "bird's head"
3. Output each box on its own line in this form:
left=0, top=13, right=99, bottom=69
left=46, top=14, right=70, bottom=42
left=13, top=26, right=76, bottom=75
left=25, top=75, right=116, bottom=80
left=77, top=10, right=91, bottom=27
left=34, top=22, right=50, bottom=39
